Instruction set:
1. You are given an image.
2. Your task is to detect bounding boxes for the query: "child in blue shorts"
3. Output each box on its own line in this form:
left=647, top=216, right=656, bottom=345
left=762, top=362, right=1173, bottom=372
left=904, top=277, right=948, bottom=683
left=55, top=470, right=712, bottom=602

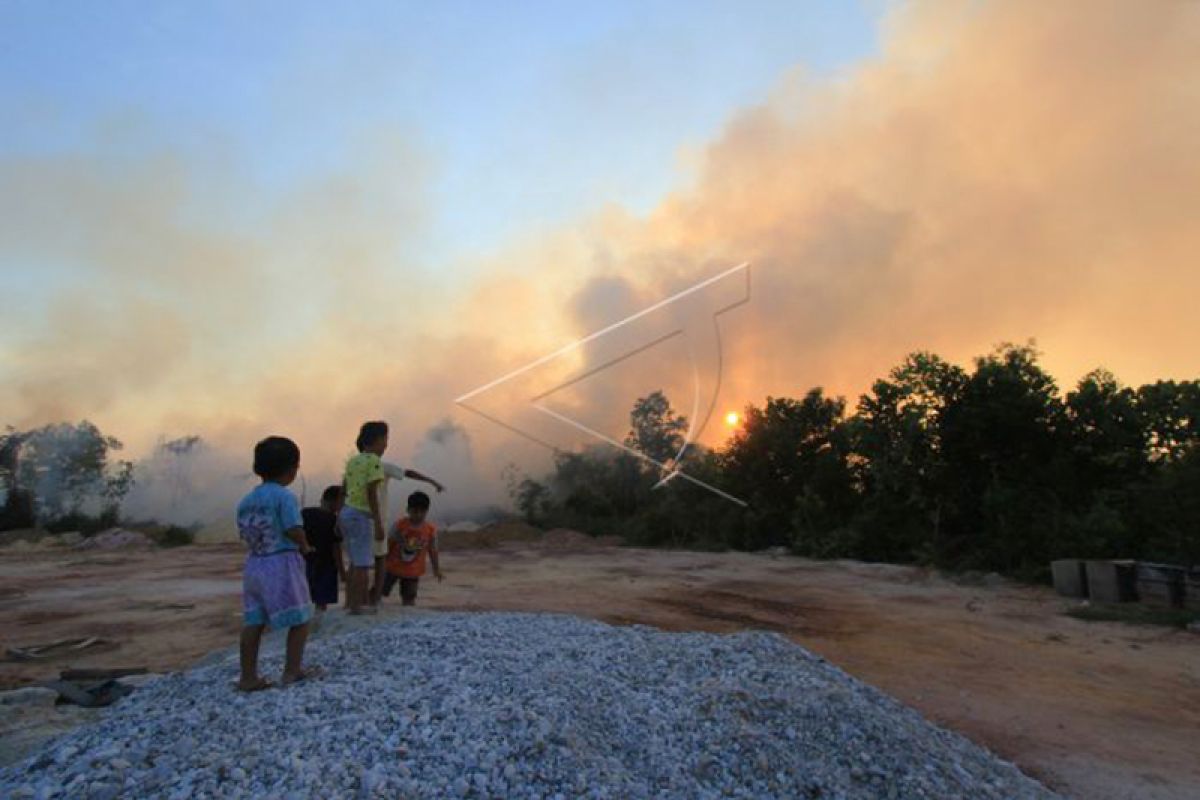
left=339, top=420, right=444, bottom=614
left=236, top=436, right=319, bottom=690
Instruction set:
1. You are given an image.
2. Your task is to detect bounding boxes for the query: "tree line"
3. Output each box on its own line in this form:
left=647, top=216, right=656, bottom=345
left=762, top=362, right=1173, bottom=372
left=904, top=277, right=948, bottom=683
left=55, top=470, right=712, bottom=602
left=0, top=422, right=134, bottom=532
left=510, top=344, right=1199, bottom=580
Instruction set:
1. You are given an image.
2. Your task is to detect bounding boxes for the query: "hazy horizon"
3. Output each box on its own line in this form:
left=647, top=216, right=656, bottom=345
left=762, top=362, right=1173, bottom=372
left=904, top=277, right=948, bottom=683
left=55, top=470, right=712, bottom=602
left=3, top=0, right=1198, bottom=522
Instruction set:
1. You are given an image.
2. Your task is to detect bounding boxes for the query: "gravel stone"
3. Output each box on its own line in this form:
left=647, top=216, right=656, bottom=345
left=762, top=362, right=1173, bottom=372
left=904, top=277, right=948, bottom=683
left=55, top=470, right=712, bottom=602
left=0, top=612, right=1058, bottom=799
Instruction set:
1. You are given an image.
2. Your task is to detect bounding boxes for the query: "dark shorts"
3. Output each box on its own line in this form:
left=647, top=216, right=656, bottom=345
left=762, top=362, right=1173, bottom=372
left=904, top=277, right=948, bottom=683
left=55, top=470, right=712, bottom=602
left=383, top=573, right=420, bottom=605
left=306, top=559, right=339, bottom=605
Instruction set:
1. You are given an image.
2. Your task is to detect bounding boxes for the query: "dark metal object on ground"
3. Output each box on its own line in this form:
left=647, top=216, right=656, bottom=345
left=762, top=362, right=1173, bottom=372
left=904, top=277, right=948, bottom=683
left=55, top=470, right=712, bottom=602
left=40, top=679, right=134, bottom=708
left=58, top=667, right=147, bottom=682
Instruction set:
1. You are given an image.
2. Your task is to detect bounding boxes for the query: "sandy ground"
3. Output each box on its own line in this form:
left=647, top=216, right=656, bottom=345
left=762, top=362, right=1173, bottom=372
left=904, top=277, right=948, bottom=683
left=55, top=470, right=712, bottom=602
left=1, top=538, right=1198, bottom=799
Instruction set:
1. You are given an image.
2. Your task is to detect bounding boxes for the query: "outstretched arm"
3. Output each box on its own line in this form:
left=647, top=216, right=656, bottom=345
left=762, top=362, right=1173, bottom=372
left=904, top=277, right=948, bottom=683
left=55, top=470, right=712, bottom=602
left=404, top=468, right=445, bottom=493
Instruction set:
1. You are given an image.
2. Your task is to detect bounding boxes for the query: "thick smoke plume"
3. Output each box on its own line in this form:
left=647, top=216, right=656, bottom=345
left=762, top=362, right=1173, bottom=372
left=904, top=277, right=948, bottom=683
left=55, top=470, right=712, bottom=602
left=2, top=0, right=1198, bottom=523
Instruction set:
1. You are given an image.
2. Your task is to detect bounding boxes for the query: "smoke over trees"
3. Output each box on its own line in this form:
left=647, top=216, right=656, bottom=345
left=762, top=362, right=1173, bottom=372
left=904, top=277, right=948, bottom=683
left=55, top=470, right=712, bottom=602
left=513, top=345, right=1200, bottom=579
left=0, top=421, right=133, bottom=531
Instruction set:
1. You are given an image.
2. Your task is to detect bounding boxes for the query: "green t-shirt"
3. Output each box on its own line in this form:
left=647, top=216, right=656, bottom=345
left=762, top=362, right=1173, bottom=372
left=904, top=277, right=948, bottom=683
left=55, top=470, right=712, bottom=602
left=344, top=452, right=385, bottom=513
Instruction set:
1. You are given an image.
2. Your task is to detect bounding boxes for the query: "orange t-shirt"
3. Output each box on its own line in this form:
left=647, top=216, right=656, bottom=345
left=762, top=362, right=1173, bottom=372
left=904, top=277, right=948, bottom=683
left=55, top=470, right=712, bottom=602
left=385, top=519, right=438, bottom=578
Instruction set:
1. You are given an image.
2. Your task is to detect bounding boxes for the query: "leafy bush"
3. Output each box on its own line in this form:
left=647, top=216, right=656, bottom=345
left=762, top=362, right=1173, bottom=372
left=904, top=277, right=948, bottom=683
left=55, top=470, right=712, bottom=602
left=158, top=525, right=196, bottom=548
left=44, top=507, right=120, bottom=535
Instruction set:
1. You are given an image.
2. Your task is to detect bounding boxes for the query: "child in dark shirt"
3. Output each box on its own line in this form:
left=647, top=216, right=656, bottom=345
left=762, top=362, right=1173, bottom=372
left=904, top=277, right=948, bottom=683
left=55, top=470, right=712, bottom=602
left=302, top=485, right=346, bottom=611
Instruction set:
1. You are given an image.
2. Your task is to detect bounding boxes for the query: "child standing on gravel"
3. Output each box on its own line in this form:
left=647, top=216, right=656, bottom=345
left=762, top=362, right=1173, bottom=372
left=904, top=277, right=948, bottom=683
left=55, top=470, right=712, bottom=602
left=236, top=436, right=319, bottom=690
left=340, top=421, right=389, bottom=615
left=382, top=491, right=443, bottom=606
left=302, top=485, right=346, bottom=612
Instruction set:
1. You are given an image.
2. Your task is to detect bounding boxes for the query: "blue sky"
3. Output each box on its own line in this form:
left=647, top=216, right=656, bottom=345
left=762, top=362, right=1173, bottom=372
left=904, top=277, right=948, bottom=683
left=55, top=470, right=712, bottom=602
left=1, top=0, right=880, bottom=271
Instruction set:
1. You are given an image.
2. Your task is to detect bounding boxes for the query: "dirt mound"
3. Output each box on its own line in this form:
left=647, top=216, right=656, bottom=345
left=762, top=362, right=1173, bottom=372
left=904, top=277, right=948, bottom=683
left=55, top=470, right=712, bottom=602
left=437, top=520, right=543, bottom=551
left=541, top=527, right=616, bottom=551
left=439, top=523, right=619, bottom=552
left=0, top=530, right=43, bottom=548
left=74, top=529, right=151, bottom=551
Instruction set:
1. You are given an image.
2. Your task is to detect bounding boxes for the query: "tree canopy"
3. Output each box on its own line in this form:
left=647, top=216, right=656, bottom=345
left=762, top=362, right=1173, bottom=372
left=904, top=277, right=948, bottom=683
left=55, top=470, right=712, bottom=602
left=512, top=345, right=1199, bottom=578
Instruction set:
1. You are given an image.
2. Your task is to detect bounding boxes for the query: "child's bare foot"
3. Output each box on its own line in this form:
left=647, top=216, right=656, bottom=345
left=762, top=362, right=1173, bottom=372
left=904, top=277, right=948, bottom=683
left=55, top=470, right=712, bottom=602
left=281, top=666, right=325, bottom=686
left=236, top=676, right=273, bottom=692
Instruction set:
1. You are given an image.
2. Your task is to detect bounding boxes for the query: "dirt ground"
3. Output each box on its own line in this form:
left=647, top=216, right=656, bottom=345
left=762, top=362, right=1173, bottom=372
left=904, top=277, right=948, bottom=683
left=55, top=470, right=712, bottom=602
left=2, top=537, right=1198, bottom=799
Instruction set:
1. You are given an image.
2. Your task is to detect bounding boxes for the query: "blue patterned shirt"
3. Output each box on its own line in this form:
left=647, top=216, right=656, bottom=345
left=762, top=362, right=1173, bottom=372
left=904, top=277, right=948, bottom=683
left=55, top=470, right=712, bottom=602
left=236, top=482, right=303, bottom=556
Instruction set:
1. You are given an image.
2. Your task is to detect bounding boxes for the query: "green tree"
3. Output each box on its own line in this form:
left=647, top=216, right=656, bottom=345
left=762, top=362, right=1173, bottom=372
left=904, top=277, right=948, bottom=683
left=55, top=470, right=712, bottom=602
left=937, top=343, right=1067, bottom=574
left=0, top=428, right=35, bottom=529
left=1127, top=379, right=1200, bottom=564
left=1136, top=380, right=1200, bottom=462
left=1132, top=447, right=1200, bottom=566
left=722, top=389, right=857, bottom=552
left=624, top=390, right=688, bottom=464
left=1065, top=370, right=1147, bottom=480
left=14, top=421, right=135, bottom=524
left=850, top=352, right=967, bottom=561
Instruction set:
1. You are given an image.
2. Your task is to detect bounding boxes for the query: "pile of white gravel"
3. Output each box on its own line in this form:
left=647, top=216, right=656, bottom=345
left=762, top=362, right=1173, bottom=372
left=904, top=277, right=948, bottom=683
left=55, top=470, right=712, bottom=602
left=1, top=613, right=1057, bottom=799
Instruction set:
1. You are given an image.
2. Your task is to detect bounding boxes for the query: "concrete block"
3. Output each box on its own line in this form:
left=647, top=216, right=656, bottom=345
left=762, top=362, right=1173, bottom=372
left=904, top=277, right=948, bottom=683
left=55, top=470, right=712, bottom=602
left=1186, top=569, right=1200, bottom=612
left=1051, top=559, right=1088, bottom=597
left=1135, top=562, right=1186, bottom=609
left=1085, top=560, right=1139, bottom=604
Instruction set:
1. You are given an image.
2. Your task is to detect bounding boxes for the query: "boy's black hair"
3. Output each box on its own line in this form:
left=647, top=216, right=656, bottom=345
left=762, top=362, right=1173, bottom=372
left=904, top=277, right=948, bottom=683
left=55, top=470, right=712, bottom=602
left=407, top=491, right=431, bottom=511
left=355, top=421, right=389, bottom=451
left=321, top=485, right=343, bottom=505
left=252, top=436, right=300, bottom=481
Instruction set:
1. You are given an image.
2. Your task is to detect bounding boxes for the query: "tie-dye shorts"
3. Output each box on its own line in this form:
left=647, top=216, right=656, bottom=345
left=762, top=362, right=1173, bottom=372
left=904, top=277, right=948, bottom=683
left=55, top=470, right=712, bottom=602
left=243, top=551, right=314, bottom=628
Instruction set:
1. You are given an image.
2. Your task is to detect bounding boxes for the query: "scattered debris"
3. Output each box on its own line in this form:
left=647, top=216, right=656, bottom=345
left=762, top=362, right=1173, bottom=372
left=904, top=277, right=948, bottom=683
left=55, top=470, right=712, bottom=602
left=39, top=679, right=134, bottom=708
left=0, top=688, right=57, bottom=708
left=5, top=638, right=116, bottom=662
left=74, top=529, right=150, bottom=551
left=58, top=668, right=147, bottom=682
left=129, top=602, right=195, bottom=612
left=1, top=670, right=155, bottom=714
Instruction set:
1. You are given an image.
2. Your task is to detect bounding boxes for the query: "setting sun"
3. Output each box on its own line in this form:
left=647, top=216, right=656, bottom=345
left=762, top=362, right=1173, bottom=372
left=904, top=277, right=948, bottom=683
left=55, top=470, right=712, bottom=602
left=724, top=411, right=740, bottom=427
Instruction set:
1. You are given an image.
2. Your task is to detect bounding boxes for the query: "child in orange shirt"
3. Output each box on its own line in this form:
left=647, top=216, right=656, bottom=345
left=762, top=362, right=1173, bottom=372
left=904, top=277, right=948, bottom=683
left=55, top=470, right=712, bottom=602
left=382, top=491, right=442, bottom=606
